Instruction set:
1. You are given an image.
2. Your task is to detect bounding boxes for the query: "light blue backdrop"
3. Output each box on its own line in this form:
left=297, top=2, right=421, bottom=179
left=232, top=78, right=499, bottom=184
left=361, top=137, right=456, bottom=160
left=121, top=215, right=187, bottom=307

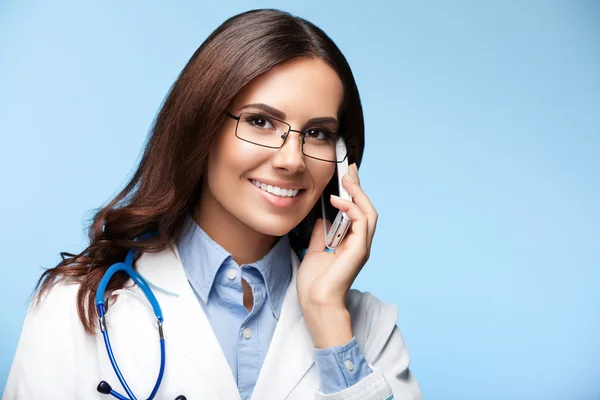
left=1, top=1, right=598, bottom=398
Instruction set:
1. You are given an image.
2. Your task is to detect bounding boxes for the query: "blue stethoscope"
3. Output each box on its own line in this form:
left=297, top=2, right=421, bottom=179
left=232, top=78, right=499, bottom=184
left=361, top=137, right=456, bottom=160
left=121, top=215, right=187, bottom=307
left=94, top=232, right=186, bottom=400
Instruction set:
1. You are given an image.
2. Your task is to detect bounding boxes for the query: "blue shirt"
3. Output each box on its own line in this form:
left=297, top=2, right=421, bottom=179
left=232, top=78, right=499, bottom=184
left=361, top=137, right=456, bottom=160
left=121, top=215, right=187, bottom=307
left=176, top=215, right=372, bottom=399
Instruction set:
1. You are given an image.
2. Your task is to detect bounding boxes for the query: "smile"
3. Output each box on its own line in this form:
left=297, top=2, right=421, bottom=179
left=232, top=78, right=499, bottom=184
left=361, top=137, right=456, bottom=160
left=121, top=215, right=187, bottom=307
left=250, top=179, right=301, bottom=198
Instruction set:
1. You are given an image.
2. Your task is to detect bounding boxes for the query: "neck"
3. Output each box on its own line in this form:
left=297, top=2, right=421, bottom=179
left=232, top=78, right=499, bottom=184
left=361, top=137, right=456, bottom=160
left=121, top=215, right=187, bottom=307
left=194, top=188, right=278, bottom=266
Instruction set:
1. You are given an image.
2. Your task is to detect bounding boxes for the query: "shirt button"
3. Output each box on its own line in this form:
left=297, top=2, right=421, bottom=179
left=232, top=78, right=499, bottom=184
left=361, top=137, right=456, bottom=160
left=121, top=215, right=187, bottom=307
left=242, top=327, right=253, bottom=339
left=226, top=268, right=237, bottom=280
left=344, top=360, right=354, bottom=371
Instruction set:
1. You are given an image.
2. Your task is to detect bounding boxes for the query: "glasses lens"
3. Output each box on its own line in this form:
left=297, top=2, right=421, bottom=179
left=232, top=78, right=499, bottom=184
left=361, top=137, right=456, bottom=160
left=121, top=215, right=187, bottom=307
left=303, top=129, right=346, bottom=162
left=236, top=113, right=288, bottom=148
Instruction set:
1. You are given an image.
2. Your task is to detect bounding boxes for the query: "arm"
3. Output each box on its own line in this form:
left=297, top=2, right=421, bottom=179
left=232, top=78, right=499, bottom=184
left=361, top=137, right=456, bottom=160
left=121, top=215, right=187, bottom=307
left=297, top=164, right=422, bottom=399
left=311, top=294, right=422, bottom=400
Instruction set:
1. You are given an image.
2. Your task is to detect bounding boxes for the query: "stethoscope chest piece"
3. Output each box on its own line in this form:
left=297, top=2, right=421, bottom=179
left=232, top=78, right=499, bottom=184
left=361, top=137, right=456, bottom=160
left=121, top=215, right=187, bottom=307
left=97, top=380, right=187, bottom=400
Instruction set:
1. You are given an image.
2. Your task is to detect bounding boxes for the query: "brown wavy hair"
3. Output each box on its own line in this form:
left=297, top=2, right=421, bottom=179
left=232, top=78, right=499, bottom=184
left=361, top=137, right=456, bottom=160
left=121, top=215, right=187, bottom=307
left=34, top=8, right=365, bottom=334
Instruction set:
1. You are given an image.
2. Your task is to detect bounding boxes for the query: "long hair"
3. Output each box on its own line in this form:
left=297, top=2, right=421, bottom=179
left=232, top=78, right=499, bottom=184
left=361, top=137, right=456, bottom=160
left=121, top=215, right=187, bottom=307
left=34, top=8, right=365, bottom=334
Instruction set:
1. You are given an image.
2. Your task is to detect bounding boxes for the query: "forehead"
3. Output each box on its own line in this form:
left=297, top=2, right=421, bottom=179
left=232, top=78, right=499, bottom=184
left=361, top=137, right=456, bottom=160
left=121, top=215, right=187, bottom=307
left=231, top=57, right=344, bottom=122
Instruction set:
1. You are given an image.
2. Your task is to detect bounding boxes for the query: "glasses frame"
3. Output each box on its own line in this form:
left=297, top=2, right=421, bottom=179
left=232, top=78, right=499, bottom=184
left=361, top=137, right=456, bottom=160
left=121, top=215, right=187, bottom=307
left=226, top=112, right=348, bottom=164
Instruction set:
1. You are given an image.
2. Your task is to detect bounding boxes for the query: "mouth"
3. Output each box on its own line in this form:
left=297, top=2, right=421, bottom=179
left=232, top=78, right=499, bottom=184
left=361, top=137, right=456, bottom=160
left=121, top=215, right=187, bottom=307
left=249, top=179, right=304, bottom=198
left=248, top=179, right=306, bottom=208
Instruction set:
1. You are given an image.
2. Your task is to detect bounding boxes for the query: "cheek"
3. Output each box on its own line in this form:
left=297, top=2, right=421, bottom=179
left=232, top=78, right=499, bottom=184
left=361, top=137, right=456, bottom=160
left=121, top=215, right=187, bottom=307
left=209, top=132, right=264, bottom=180
left=205, top=134, right=276, bottom=212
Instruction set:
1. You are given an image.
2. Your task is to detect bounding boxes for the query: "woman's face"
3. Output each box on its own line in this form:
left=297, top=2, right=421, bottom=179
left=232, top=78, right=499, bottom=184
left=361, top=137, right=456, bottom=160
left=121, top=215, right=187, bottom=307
left=201, top=57, right=344, bottom=237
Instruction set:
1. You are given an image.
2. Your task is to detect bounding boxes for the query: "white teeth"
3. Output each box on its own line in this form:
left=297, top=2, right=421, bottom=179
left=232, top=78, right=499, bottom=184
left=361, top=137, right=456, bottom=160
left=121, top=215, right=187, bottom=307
left=251, top=180, right=300, bottom=198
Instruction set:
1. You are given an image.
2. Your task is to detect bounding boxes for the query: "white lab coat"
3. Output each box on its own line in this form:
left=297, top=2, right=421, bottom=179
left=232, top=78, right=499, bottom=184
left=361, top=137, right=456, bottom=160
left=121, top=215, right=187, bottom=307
left=4, top=244, right=422, bottom=400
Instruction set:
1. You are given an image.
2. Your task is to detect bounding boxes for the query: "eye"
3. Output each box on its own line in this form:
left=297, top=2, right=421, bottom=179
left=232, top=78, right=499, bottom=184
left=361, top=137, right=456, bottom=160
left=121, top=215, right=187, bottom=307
left=304, top=128, right=333, bottom=141
left=244, top=114, right=275, bottom=129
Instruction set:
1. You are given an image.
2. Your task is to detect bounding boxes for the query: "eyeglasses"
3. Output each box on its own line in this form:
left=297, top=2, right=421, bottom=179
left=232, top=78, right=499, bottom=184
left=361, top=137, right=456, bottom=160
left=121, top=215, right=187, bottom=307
left=226, top=112, right=347, bottom=163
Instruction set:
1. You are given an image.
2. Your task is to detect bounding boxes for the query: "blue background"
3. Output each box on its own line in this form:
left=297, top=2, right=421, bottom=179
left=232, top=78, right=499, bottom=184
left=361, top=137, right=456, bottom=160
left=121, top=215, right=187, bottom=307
left=1, top=1, right=598, bottom=398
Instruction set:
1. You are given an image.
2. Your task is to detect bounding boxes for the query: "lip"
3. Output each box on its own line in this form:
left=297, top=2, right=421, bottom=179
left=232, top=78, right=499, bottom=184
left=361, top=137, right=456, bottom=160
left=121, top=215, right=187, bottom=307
left=249, top=179, right=306, bottom=208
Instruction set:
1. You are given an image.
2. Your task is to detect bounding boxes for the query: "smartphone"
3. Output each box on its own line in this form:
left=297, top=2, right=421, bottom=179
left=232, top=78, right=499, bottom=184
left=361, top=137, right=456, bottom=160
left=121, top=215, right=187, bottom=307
left=323, top=138, right=352, bottom=250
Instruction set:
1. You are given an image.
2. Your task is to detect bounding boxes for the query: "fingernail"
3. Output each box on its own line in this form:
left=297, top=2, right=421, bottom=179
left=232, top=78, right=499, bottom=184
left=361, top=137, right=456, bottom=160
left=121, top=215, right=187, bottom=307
left=344, top=173, right=354, bottom=183
left=330, top=194, right=342, bottom=200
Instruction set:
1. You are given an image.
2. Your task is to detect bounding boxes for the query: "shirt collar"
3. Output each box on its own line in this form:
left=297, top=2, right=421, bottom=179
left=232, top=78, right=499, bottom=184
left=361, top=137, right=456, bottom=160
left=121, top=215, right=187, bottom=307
left=176, top=215, right=292, bottom=319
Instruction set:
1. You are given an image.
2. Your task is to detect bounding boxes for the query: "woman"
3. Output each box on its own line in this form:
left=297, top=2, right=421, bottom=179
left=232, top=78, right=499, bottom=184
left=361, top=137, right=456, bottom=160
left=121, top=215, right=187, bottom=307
left=4, top=9, right=422, bottom=400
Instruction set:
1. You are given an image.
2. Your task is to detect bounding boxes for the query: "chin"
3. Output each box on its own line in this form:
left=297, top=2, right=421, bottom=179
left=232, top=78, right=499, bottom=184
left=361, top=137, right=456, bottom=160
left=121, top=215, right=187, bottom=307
left=243, top=213, right=304, bottom=237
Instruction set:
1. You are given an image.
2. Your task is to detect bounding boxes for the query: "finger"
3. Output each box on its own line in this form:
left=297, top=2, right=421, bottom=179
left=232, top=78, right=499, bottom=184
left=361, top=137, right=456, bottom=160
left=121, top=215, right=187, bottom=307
left=329, top=196, right=369, bottom=264
left=341, top=174, right=378, bottom=243
left=349, top=163, right=360, bottom=185
left=329, top=195, right=368, bottom=246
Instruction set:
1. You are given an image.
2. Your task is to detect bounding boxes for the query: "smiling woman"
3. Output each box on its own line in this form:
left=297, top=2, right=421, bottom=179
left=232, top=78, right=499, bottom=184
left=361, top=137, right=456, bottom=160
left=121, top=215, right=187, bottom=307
left=4, top=8, right=422, bottom=400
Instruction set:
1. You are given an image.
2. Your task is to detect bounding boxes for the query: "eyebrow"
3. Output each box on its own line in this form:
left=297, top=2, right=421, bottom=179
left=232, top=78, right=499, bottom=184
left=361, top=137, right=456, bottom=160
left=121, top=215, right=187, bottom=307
left=238, top=103, right=339, bottom=127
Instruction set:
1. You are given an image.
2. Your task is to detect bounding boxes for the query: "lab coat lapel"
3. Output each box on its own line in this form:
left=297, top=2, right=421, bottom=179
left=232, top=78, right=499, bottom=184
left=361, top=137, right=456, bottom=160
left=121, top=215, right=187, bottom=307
left=250, top=249, right=316, bottom=400
left=136, top=245, right=241, bottom=400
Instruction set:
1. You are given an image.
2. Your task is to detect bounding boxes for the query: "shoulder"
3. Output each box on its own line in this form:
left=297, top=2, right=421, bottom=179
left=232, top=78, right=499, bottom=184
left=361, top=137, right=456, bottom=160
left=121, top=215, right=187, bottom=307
left=344, top=289, right=399, bottom=360
left=30, top=279, right=81, bottom=316
left=19, top=278, right=93, bottom=358
left=24, top=279, right=84, bottom=338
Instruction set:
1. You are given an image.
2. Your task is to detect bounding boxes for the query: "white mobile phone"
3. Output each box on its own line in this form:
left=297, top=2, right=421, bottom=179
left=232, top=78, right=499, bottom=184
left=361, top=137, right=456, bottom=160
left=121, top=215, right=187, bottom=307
left=323, top=138, right=352, bottom=250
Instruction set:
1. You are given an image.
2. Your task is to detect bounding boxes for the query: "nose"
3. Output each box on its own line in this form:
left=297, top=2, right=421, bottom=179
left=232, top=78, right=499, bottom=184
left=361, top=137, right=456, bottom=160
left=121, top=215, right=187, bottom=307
left=271, top=131, right=305, bottom=174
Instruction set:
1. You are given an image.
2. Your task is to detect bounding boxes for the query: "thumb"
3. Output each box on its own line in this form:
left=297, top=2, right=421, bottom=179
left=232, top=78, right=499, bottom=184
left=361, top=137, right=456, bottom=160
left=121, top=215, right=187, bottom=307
left=307, top=218, right=330, bottom=252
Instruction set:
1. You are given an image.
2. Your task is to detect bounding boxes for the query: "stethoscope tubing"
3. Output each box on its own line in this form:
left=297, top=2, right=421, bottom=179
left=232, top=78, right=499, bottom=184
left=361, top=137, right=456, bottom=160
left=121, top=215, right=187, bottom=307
left=98, top=304, right=137, bottom=400
left=95, top=231, right=169, bottom=400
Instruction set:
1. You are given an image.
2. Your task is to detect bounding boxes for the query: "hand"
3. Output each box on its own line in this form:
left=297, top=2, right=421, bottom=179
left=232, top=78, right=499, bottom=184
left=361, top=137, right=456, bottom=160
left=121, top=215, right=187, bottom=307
left=296, top=163, right=379, bottom=314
